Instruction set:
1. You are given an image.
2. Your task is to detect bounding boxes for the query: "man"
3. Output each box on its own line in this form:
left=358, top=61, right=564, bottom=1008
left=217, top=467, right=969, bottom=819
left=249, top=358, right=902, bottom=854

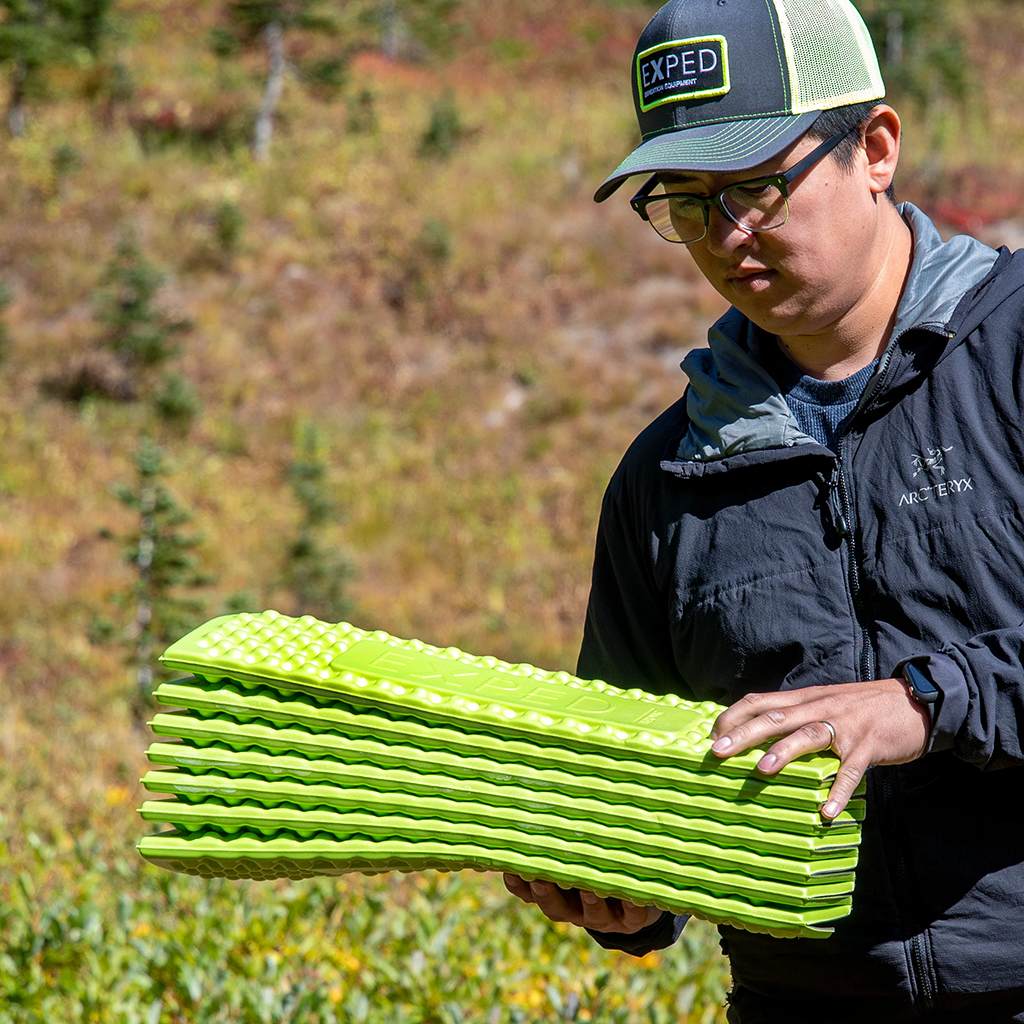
left=504, top=0, right=1024, bottom=1020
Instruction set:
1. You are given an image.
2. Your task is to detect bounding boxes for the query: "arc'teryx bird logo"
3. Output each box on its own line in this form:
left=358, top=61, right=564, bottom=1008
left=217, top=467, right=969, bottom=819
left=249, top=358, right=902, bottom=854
left=911, top=445, right=954, bottom=477
left=900, top=444, right=974, bottom=507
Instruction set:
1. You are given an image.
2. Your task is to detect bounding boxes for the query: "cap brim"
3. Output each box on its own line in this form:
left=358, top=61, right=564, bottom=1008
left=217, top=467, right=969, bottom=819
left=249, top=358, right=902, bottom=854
left=593, top=112, right=821, bottom=203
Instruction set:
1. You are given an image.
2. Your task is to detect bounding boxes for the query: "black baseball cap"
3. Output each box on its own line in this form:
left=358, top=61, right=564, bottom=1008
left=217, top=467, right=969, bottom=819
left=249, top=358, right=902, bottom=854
left=594, top=0, right=886, bottom=202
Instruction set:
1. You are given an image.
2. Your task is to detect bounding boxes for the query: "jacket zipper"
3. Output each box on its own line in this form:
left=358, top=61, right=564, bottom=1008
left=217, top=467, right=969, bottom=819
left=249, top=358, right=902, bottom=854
left=830, top=437, right=875, bottom=681
left=832, top=328, right=950, bottom=675
left=830, top=340, right=900, bottom=680
left=879, top=767, right=938, bottom=1009
left=833, top=334, right=946, bottom=1013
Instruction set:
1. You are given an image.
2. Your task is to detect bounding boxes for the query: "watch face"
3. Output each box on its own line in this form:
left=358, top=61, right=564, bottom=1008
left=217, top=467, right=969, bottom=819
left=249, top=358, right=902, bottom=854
left=904, top=663, right=940, bottom=703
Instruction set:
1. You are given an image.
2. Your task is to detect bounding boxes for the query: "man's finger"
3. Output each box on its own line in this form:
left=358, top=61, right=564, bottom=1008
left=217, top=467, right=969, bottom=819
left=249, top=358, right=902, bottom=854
left=753, top=720, right=838, bottom=774
left=821, top=760, right=870, bottom=820
left=579, top=889, right=620, bottom=931
left=524, top=881, right=584, bottom=925
left=503, top=873, right=530, bottom=898
left=711, top=701, right=819, bottom=758
left=579, top=891, right=663, bottom=933
left=710, top=690, right=782, bottom=740
left=504, top=875, right=582, bottom=923
left=619, top=898, right=663, bottom=933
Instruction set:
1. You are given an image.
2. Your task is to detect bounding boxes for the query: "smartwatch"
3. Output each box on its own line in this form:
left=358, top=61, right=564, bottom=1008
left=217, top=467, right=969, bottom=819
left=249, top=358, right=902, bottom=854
left=902, top=661, right=941, bottom=719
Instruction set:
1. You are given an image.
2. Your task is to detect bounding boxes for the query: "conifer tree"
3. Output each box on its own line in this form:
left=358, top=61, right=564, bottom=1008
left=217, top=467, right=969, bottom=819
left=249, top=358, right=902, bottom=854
left=91, top=230, right=200, bottom=422
left=215, top=0, right=460, bottom=160
left=283, top=423, right=354, bottom=623
left=0, top=0, right=114, bottom=135
left=95, top=231, right=190, bottom=375
left=113, top=437, right=210, bottom=691
left=43, top=232, right=200, bottom=414
left=220, top=0, right=342, bottom=161
left=377, top=0, right=459, bottom=60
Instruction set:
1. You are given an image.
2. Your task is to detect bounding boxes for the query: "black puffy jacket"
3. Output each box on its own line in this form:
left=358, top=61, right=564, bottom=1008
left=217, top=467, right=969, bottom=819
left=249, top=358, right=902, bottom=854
left=578, top=206, right=1024, bottom=1010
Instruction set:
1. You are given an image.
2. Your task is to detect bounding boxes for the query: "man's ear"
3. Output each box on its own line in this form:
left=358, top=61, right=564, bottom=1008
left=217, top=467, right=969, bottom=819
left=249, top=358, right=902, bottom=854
left=861, top=104, right=901, bottom=197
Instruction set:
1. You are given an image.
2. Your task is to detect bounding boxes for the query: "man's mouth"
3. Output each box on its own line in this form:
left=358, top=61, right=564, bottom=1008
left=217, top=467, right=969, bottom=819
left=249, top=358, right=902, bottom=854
left=725, top=264, right=774, bottom=281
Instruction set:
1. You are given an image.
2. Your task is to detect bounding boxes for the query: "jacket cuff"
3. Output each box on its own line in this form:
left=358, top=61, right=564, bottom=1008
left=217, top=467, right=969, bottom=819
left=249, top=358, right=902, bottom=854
left=586, top=912, right=689, bottom=958
left=895, top=653, right=969, bottom=754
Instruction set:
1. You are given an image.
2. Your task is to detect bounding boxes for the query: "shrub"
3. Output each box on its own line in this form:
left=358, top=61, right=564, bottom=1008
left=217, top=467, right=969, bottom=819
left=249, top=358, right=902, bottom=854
left=282, top=423, right=356, bottom=623
left=152, top=373, right=203, bottom=435
left=95, top=232, right=191, bottom=374
left=419, top=90, right=469, bottom=159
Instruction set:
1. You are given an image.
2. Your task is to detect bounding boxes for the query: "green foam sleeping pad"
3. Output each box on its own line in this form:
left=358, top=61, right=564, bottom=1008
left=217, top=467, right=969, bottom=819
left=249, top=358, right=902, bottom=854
left=142, top=611, right=866, bottom=939
left=137, top=829, right=849, bottom=940
left=139, top=762, right=858, bottom=882
left=146, top=716, right=864, bottom=838
left=138, top=796, right=854, bottom=905
left=150, top=683, right=866, bottom=812
left=159, top=611, right=844, bottom=785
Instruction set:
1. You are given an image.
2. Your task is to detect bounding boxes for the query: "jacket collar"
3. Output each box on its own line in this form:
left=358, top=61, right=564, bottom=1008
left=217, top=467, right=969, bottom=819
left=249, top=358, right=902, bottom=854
left=671, top=204, right=999, bottom=467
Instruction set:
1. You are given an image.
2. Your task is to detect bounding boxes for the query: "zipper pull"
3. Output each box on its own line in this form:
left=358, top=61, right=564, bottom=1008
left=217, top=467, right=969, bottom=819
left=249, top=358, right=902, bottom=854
left=828, top=466, right=850, bottom=538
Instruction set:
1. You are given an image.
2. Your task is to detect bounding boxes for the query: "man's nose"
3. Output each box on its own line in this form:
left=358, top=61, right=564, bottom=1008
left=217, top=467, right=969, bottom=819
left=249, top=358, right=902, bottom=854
left=702, top=204, right=755, bottom=258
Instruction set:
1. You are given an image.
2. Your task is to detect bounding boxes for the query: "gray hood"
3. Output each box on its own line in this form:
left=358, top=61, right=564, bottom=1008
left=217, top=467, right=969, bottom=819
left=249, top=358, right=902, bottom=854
left=676, top=203, right=999, bottom=464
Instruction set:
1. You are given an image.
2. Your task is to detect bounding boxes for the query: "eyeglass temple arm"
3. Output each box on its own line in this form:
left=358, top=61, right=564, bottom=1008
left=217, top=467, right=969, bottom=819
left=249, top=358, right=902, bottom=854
left=629, top=174, right=661, bottom=218
left=779, top=124, right=858, bottom=191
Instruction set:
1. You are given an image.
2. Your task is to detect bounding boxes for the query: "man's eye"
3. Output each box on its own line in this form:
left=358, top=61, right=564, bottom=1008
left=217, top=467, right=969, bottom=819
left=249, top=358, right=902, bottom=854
left=733, top=183, right=773, bottom=197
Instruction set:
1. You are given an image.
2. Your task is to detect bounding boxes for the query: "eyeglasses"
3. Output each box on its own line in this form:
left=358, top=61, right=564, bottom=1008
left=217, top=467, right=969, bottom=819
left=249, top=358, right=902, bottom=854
left=629, top=126, right=858, bottom=244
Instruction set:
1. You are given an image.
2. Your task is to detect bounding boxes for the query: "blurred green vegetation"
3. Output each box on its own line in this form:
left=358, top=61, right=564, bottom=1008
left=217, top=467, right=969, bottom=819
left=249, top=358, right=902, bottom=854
left=0, top=827, right=730, bottom=1023
left=3, top=0, right=1024, bottom=1019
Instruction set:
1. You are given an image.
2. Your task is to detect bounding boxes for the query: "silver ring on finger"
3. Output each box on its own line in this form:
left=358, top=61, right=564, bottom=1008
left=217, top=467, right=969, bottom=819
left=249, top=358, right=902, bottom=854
left=820, top=720, right=837, bottom=751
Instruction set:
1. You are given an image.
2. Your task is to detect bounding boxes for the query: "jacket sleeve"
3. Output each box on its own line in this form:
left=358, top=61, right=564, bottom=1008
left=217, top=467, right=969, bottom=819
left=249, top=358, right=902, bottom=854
left=576, top=462, right=691, bottom=698
left=576, top=460, right=692, bottom=957
left=586, top=910, right=690, bottom=958
left=899, top=626, right=1024, bottom=770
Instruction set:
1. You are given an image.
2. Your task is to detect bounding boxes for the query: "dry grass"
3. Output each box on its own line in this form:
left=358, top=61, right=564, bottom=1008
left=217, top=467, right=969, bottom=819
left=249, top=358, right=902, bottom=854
left=0, top=2, right=718, bottom=977
left=5, top=1, right=1024, bottom=1016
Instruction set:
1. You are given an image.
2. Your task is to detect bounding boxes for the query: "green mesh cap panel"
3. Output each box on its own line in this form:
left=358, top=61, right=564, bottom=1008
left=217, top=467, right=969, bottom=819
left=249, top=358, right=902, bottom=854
left=773, top=0, right=885, bottom=114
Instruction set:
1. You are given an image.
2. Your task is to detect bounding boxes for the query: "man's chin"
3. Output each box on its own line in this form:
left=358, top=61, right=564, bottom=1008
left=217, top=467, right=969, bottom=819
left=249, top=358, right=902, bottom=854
left=727, top=270, right=778, bottom=295
left=728, top=289, right=800, bottom=334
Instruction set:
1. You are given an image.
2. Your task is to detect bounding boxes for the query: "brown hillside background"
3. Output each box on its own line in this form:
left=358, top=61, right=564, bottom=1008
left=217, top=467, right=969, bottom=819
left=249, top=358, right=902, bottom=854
left=3, top=0, right=1024, bottom=1018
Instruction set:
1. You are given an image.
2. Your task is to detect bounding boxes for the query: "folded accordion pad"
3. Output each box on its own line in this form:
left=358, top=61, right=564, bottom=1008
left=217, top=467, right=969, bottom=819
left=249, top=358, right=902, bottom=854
left=140, top=611, right=866, bottom=939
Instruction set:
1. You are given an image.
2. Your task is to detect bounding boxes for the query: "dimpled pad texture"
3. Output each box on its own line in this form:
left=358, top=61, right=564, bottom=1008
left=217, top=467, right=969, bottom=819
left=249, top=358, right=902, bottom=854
left=150, top=684, right=865, bottom=815
left=146, top=713, right=863, bottom=843
left=143, top=611, right=864, bottom=939
left=160, top=612, right=842, bottom=785
left=138, top=831, right=849, bottom=939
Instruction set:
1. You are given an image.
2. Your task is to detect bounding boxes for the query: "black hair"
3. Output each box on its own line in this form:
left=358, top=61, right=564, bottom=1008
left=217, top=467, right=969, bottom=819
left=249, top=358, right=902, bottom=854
left=805, top=100, right=897, bottom=203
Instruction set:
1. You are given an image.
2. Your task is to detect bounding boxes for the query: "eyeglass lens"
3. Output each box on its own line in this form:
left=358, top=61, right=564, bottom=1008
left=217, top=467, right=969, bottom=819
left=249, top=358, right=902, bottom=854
left=647, top=183, right=790, bottom=243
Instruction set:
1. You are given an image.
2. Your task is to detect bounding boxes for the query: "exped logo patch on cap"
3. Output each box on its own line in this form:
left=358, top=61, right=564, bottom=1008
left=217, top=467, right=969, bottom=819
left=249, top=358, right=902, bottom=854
left=636, top=36, right=730, bottom=112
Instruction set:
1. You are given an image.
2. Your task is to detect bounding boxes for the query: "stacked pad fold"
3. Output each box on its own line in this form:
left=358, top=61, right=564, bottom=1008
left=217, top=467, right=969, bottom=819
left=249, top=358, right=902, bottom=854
left=139, top=611, right=864, bottom=939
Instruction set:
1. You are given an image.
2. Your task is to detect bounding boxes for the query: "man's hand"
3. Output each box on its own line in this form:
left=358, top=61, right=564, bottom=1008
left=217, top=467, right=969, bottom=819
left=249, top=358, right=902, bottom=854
left=503, top=875, right=663, bottom=934
left=710, top=677, right=930, bottom=820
